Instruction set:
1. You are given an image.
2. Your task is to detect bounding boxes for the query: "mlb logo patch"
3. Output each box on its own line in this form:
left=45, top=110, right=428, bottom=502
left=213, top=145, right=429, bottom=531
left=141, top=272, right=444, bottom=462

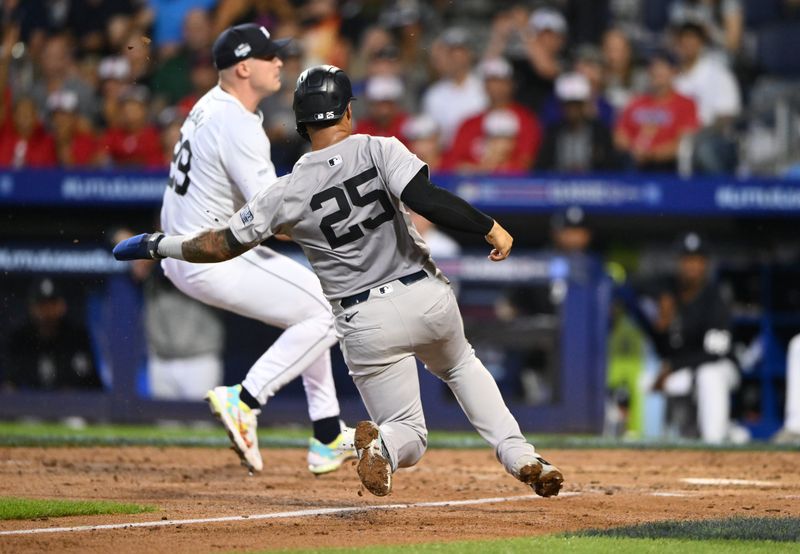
left=377, top=284, right=393, bottom=296
left=240, top=206, right=254, bottom=224
left=327, top=155, right=342, bottom=167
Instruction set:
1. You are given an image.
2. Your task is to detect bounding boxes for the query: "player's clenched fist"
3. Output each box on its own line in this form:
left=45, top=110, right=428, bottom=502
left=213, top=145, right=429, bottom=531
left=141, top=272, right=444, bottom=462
left=113, top=232, right=165, bottom=260
left=485, top=221, right=513, bottom=261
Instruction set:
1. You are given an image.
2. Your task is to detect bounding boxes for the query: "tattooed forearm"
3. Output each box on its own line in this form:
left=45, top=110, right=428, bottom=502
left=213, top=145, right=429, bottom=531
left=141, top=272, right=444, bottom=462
left=181, top=228, right=255, bottom=262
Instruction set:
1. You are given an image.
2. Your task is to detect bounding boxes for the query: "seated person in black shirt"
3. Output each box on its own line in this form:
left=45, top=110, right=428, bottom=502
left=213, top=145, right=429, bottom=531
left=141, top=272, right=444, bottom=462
left=3, top=278, right=102, bottom=390
left=650, top=233, right=741, bottom=443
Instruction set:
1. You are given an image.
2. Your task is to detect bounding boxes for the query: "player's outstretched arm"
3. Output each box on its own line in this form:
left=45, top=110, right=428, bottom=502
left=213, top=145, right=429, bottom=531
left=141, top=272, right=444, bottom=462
left=485, top=221, right=513, bottom=262
left=400, top=168, right=513, bottom=261
left=181, top=228, right=256, bottom=262
left=113, top=228, right=256, bottom=263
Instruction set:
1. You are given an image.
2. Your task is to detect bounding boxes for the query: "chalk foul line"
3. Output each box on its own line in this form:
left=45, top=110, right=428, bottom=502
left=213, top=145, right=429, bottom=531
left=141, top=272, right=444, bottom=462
left=681, top=478, right=780, bottom=487
left=0, top=492, right=581, bottom=536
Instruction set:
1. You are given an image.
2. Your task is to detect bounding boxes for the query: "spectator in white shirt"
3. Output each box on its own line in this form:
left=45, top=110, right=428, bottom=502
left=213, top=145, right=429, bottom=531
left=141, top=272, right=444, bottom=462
left=673, top=21, right=741, bottom=174
left=422, top=27, right=488, bottom=149
left=669, top=0, right=744, bottom=61
left=674, top=22, right=741, bottom=127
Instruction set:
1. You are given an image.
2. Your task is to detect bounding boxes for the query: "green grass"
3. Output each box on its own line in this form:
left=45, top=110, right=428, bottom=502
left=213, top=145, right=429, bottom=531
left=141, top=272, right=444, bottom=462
left=0, top=421, right=309, bottom=448
left=0, top=421, right=486, bottom=448
left=0, top=496, right=155, bottom=520
left=256, top=536, right=799, bottom=554
left=0, top=421, right=793, bottom=451
left=577, top=516, right=800, bottom=542
left=253, top=515, right=800, bottom=553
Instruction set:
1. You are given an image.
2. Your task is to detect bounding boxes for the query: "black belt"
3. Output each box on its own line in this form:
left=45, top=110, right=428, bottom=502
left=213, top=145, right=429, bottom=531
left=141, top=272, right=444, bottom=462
left=340, top=269, right=427, bottom=309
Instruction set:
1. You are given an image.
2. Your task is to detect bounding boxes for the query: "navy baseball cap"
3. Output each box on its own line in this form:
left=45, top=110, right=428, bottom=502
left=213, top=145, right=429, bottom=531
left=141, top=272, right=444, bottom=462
left=212, top=24, right=290, bottom=70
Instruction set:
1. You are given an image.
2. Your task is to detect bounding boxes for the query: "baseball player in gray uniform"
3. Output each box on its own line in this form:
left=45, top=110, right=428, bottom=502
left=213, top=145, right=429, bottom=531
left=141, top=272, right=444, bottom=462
left=156, top=24, right=355, bottom=475
left=114, top=65, right=564, bottom=498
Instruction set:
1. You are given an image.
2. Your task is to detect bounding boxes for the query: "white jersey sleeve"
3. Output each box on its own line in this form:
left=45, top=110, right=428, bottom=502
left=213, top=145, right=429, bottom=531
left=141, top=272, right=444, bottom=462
left=228, top=173, right=291, bottom=245
left=220, top=113, right=278, bottom=202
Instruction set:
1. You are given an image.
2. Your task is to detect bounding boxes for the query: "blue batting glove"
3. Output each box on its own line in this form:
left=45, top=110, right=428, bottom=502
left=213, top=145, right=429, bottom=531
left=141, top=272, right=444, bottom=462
left=113, top=232, right=165, bottom=261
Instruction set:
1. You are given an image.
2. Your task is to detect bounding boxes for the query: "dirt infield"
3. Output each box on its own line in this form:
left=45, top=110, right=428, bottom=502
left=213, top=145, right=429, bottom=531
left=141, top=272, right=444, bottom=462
left=0, top=446, right=798, bottom=553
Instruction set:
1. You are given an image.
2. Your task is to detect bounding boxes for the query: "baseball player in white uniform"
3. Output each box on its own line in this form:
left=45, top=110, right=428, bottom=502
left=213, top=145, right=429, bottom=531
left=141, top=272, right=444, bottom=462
left=774, top=334, right=800, bottom=444
left=114, top=65, right=564, bottom=497
left=158, top=25, right=355, bottom=475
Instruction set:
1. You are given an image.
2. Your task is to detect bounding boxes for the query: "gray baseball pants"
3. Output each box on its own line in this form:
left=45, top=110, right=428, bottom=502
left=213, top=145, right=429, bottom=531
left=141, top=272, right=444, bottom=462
left=332, top=273, right=537, bottom=476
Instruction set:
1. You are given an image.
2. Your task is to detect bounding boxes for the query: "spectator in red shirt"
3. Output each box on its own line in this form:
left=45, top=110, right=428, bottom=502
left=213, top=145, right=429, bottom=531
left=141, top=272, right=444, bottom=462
left=47, top=91, right=101, bottom=167
left=354, top=75, right=409, bottom=142
left=614, top=50, right=699, bottom=173
left=0, top=96, right=57, bottom=168
left=0, top=24, right=18, bottom=133
left=100, top=85, right=164, bottom=168
left=476, top=109, right=529, bottom=173
left=443, top=57, right=541, bottom=173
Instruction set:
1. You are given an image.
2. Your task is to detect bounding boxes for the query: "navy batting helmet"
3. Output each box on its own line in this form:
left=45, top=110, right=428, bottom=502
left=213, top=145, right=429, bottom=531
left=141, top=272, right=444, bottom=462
left=293, top=65, right=353, bottom=141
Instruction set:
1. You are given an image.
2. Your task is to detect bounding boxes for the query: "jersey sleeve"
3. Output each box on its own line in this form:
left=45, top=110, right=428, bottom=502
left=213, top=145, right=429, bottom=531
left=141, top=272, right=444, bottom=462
left=228, top=174, right=289, bottom=244
left=219, top=115, right=278, bottom=201
left=374, top=136, right=426, bottom=198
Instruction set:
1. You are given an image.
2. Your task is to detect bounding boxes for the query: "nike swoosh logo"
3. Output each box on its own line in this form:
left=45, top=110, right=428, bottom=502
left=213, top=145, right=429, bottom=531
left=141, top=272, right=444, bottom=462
left=344, top=311, right=358, bottom=322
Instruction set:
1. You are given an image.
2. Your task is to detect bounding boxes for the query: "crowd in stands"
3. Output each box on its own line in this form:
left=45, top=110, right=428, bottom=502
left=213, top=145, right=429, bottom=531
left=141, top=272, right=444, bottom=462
left=1, top=0, right=799, bottom=175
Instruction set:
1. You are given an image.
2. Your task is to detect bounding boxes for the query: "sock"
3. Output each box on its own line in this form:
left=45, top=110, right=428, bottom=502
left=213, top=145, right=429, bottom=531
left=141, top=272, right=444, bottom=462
left=312, top=416, right=341, bottom=444
left=239, top=385, right=260, bottom=410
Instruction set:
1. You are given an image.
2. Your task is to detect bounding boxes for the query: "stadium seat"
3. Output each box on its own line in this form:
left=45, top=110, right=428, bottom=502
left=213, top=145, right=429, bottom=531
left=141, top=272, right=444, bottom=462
left=757, top=23, right=800, bottom=76
left=743, top=0, right=781, bottom=28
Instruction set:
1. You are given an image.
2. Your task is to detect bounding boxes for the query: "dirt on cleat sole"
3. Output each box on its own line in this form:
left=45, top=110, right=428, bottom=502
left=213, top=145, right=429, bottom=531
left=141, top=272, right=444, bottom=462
left=517, top=460, right=563, bottom=498
left=354, top=422, right=391, bottom=497
left=534, top=470, right=564, bottom=497
left=517, top=462, right=543, bottom=485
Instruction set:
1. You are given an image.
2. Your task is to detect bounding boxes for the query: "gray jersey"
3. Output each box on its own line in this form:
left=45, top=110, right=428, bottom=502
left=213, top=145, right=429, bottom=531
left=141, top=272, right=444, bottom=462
left=229, top=134, right=431, bottom=299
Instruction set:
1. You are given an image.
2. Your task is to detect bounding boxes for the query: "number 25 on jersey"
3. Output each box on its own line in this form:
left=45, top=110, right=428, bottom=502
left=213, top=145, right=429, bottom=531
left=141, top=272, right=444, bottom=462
left=310, top=166, right=395, bottom=249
